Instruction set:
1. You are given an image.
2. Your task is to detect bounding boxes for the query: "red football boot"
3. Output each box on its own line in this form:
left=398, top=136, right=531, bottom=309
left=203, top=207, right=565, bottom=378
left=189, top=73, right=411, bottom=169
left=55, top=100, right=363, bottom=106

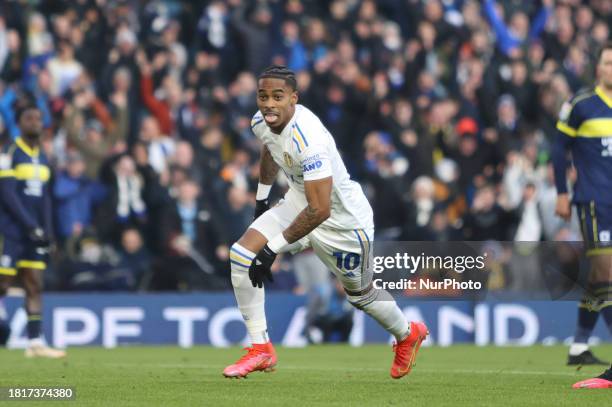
left=572, top=366, right=612, bottom=389
left=223, top=342, right=277, bottom=378
left=390, top=321, right=429, bottom=379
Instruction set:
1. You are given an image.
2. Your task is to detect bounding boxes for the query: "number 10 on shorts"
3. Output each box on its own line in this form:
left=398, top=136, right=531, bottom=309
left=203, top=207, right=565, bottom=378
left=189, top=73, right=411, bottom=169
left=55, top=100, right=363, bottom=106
left=332, top=251, right=361, bottom=271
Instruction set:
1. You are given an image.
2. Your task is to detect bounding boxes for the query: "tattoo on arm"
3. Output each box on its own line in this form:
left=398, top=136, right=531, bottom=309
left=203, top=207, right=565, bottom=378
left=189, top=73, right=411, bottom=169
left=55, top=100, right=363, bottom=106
left=283, top=205, right=322, bottom=243
left=260, top=145, right=279, bottom=185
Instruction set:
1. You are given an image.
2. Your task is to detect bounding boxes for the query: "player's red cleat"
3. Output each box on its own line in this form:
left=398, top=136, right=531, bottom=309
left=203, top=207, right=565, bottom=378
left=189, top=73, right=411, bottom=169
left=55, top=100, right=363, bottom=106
left=390, top=321, right=429, bottom=379
left=223, top=342, right=277, bottom=378
left=572, top=378, right=612, bottom=389
left=572, top=366, right=612, bottom=389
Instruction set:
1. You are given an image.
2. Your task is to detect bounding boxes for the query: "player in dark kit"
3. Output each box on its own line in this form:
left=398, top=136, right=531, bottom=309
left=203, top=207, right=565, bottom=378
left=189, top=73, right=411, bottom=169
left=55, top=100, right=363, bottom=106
left=0, top=104, right=65, bottom=358
left=553, top=42, right=612, bottom=388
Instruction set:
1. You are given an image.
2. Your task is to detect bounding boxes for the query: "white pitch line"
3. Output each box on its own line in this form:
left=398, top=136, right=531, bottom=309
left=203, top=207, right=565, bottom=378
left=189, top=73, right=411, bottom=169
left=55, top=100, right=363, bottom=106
left=105, top=363, right=585, bottom=376
left=422, top=369, right=580, bottom=377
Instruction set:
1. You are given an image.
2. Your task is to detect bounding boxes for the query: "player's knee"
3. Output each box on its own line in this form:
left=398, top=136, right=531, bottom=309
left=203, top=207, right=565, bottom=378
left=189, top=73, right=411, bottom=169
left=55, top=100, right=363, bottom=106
left=346, top=286, right=380, bottom=311
left=0, top=278, right=11, bottom=297
left=590, top=255, right=612, bottom=283
left=23, top=277, right=42, bottom=298
left=28, top=284, right=42, bottom=298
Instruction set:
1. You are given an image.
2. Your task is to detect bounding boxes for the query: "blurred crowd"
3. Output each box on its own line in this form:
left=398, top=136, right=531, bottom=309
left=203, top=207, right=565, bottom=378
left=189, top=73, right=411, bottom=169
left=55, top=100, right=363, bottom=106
left=0, top=0, right=609, bottom=292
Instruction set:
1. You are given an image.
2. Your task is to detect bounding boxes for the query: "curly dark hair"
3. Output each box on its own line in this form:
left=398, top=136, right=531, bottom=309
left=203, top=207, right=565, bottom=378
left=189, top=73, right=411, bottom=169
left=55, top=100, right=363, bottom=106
left=258, top=65, right=297, bottom=90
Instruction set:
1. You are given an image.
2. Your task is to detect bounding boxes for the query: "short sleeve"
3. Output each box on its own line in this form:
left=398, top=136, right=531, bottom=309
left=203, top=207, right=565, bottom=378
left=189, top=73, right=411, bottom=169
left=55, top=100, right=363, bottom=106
left=292, top=121, right=333, bottom=181
left=300, top=145, right=332, bottom=181
left=250, top=111, right=265, bottom=138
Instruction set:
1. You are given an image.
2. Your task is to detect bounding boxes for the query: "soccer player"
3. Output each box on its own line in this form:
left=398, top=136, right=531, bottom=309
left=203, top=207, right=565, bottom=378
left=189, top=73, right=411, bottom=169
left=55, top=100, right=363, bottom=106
left=0, top=297, right=9, bottom=345
left=0, top=104, right=65, bottom=358
left=223, top=66, right=428, bottom=379
left=553, top=42, right=612, bottom=372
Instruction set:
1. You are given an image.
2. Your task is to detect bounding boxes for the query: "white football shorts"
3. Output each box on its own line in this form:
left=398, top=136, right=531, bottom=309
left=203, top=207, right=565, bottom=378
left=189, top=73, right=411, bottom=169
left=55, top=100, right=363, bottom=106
left=250, top=198, right=374, bottom=292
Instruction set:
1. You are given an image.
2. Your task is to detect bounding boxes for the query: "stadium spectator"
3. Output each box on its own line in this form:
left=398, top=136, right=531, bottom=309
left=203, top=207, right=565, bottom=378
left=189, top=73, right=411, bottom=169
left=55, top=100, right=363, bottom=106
left=47, top=41, right=83, bottom=97
left=170, top=140, right=204, bottom=187
left=363, top=131, right=409, bottom=239
left=483, top=0, right=553, bottom=58
left=53, top=151, right=105, bottom=241
left=138, top=116, right=175, bottom=175
left=114, top=227, right=152, bottom=291
left=402, top=176, right=436, bottom=240
left=231, top=2, right=274, bottom=75
left=224, top=186, right=254, bottom=243
left=155, top=179, right=229, bottom=290
left=137, top=51, right=183, bottom=138
left=463, top=184, right=519, bottom=241
left=96, top=154, right=147, bottom=241
left=61, top=232, right=133, bottom=291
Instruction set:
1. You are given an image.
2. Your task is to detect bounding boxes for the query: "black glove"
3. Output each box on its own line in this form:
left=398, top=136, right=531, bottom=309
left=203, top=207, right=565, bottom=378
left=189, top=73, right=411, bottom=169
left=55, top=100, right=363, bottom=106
left=249, top=244, right=276, bottom=288
left=28, top=228, right=50, bottom=251
left=254, top=199, right=270, bottom=220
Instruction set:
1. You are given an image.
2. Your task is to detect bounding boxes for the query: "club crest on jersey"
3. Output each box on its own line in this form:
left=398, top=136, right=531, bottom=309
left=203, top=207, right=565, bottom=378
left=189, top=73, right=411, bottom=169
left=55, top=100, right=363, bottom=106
left=283, top=152, right=293, bottom=167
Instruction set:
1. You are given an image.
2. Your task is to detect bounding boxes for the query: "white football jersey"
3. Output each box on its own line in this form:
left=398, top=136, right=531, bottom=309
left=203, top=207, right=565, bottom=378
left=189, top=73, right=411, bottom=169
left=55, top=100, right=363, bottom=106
left=251, top=104, right=374, bottom=230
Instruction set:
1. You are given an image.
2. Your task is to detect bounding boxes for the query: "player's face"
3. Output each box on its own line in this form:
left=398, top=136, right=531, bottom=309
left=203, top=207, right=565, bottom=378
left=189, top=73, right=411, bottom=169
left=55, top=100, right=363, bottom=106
left=257, top=78, right=298, bottom=132
left=19, top=108, right=43, bottom=139
left=598, top=49, right=612, bottom=89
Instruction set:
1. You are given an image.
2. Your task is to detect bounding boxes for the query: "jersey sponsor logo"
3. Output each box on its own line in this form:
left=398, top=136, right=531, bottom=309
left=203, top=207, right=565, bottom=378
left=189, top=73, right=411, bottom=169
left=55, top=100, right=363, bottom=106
left=303, top=160, right=323, bottom=172
left=601, top=138, right=612, bottom=157
left=283, top=152, right=293, bottom=167
left=24, top=179, right=44, bottom=197
left=599, top=231, right=611, bottom=242
left=302, top=154, right=320, bottom=164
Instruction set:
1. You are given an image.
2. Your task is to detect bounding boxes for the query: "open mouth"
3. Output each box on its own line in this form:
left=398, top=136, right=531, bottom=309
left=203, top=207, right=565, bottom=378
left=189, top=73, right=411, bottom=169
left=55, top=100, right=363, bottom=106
left=264, top=112, right=279, bottom=123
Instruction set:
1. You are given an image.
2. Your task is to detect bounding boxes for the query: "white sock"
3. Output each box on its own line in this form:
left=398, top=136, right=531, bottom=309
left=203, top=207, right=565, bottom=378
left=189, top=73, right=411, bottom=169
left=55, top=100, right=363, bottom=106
left=569, top=342, right=589, bottom=356
left=230, top=243, right=269, bottom=345
left=351, top=290, right=410, bottom=340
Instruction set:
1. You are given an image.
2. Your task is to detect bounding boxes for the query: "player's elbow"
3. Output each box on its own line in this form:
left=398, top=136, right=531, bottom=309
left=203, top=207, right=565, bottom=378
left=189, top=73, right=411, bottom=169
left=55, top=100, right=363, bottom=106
left=307, top=203, right=331, bottom=224
left=317, top=205, right=331, bottom=222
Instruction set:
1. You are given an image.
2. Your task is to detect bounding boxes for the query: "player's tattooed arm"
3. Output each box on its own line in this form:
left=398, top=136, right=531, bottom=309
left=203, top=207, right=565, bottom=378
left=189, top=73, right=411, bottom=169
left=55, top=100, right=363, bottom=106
left=260, top=144, right=279, bottom=184
left=283, top=177, right=332, bottom=243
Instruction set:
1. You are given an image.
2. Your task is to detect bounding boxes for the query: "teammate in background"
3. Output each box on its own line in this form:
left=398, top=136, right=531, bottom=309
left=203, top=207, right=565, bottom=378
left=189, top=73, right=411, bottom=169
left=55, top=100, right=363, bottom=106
left=223, top=66, right=428, bottom=379
left=553, top=42, right=612, bottom=387
left=0, top=296, right=9, bottom=345
left=0, top=104, right=65, bottom=358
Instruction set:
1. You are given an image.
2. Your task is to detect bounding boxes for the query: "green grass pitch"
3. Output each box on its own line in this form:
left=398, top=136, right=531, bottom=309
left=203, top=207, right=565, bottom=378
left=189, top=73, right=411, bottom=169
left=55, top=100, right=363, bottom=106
left=0, top=344, right=610, bottom=406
